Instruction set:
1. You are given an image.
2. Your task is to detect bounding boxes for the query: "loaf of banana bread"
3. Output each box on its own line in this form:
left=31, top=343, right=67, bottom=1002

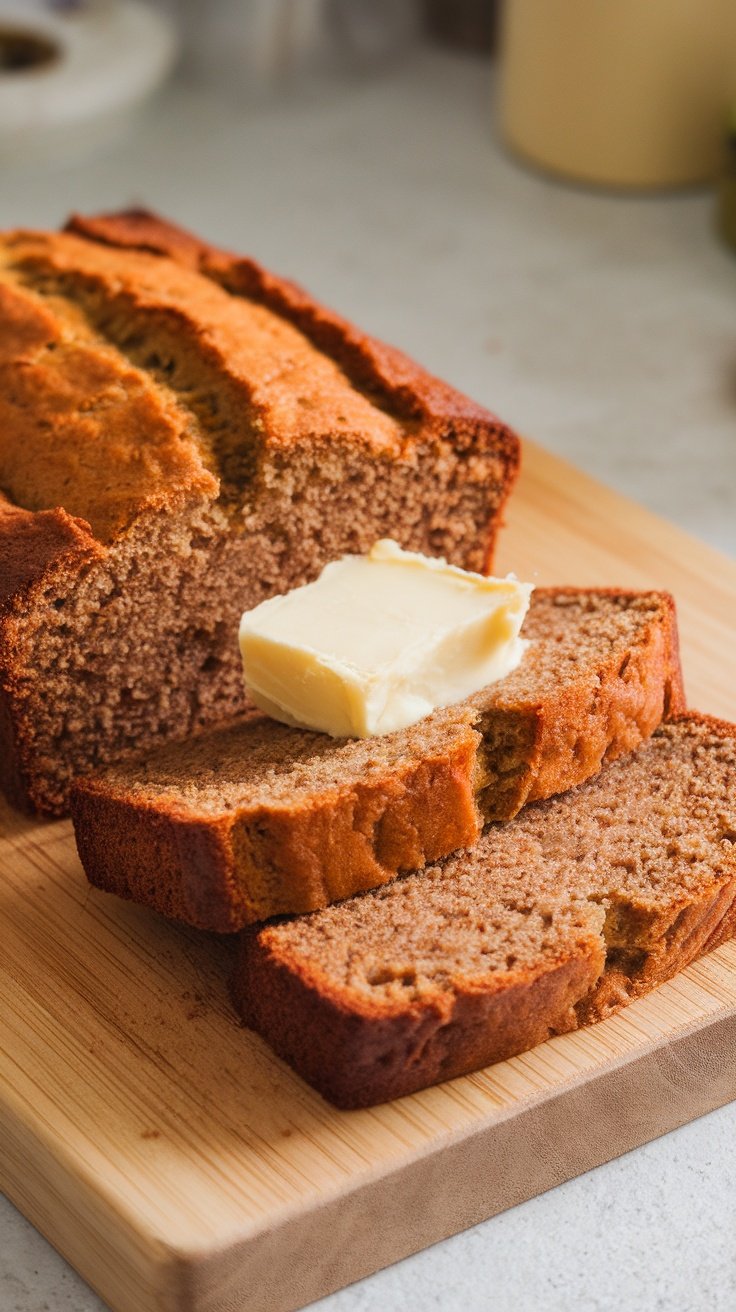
left=0, top=211, right=519, bottom=814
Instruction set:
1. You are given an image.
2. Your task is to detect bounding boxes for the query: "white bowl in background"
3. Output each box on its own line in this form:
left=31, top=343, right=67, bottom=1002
left=0, top=0, right=178, bottom=164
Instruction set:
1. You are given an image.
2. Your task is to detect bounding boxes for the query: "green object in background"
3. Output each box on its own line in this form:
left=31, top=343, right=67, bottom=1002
left=718, top=106, right=736, bottom=251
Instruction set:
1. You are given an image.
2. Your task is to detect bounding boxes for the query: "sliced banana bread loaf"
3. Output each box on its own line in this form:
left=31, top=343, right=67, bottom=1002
left=0, top=213, right=519, bottom=815
left=232, top=714, right=736, bottom=1108
left=71, top=589, right=683, bottom=931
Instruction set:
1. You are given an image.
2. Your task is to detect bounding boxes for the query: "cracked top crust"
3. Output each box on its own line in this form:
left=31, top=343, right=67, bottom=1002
left=0, top=210, right=521, bottom=816
left=0, top=217, right=517, bottom=546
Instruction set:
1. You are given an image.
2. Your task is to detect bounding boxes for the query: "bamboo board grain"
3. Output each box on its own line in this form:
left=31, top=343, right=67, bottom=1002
left=2, top=440, right=736, bottom=1312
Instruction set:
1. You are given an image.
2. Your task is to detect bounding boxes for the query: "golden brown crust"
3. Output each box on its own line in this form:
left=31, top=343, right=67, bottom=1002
left=72, top=727, right=483, bottom=933
left=0, top=265, right=218, bottom=543
left=581, top=874, right=736, bottom=1023
left=509, top=589, right=685, bottom=812
left=579, top=709, right=736, bottom=1021
left=234, top=874, right=736, bottom=1110
left=231, top=713, right=736, bottom=1108
left=0, top=496, right=99, bottom=620
left=71, top=801, right=242, bottom=931
left=0, top=210, right=520, bottom=552
left=0, top=498, right=103, bottom=811
left=66, top=208, right=519, bottom=427
left=71, top=589, right=683, bottom=931
left=231, top=935, right=605, bottom=1109
left=61, top=210, right=521, bottom=572
left=0, top=210, right=521, bottom=814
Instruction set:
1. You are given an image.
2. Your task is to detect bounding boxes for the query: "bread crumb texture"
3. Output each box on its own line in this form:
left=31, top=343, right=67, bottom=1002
left=233, top=716, right=736, bottom=1107
left=71, top=588, right=682, bottom=930
left=0, top=215, right=519, bottom=813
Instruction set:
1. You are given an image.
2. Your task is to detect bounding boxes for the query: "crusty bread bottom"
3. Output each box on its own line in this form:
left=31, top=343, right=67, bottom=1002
left=232, top=714, right=736, bottom=1108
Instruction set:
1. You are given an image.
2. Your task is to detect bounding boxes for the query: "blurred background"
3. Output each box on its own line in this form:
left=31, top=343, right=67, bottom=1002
left=0, top=0, right=734, bottom=557
left=2, top=6, right=736, bottom=1312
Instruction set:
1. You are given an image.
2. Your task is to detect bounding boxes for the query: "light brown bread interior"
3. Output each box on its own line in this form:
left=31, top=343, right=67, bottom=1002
left=71, top=588, right=682, bottom=930
left=0, top=223, right=517, bottom=814
left=233, top=715, right=736, bottom=1107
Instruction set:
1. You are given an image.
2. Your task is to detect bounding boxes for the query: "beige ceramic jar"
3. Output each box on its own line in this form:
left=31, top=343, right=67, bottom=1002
left=499, top=0, right=736, bottom=189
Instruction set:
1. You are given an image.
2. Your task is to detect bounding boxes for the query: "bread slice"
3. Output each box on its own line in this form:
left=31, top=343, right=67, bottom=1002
left=71, top=589, right=683, bottom=931
left=232, top=714, right=736, bottom=1108
left=0, top=212, right=519, bottom=815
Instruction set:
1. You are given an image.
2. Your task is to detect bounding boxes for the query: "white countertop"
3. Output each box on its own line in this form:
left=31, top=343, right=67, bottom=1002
left=2, top=45, right=735, bottom=1312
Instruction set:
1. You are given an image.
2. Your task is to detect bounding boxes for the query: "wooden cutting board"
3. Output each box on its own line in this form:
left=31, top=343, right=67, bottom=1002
left=2, top=441, right=736, bottom=1312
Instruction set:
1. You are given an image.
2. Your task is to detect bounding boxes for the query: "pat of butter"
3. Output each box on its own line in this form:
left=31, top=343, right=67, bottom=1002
left=239, top=540, right=533, bottom=739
